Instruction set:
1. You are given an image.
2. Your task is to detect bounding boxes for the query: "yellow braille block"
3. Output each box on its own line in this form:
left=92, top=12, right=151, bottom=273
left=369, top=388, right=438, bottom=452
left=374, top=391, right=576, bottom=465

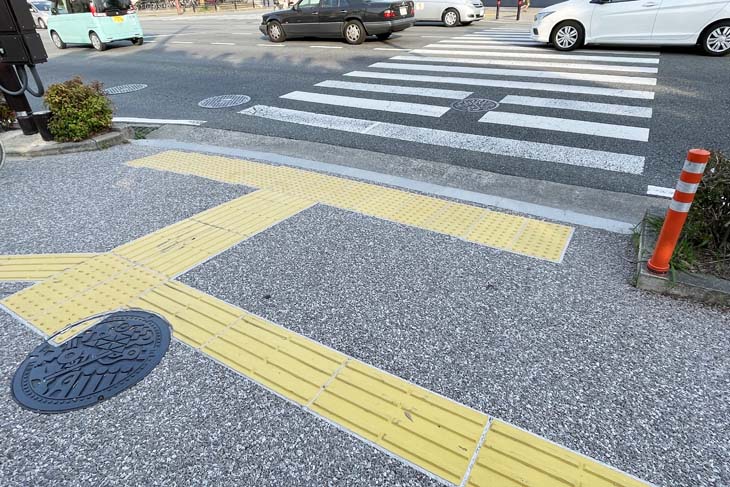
left=467, top=420, right=651, bottom=487
left=127, top=151, right=573, bottom=262
left=309, top=360, right=489, bottom=484
left=0, top=253, right=98, bottom=281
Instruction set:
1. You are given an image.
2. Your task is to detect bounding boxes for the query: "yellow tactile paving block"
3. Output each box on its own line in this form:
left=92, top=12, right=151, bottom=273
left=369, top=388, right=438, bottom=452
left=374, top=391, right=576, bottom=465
left=309, top=360, right=489, bottom=484
left=467, top=420, right=651, bottom=487
left=128, top=151, right=573, bottom=263
left=0, top=253, right=97, bottom=281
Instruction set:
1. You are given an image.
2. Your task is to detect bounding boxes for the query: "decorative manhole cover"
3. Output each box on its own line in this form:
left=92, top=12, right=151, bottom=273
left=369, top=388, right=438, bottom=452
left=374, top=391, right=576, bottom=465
left=198, top=95, right=251, bottom=109
left=104, top=84, right=148, bottom=95
left=451, top=98, right=500, bottom=113
left=12, top=310, right=171, bottom=414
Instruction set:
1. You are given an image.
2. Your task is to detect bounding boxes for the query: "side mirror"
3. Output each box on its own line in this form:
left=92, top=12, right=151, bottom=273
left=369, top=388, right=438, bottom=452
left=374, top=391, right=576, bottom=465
left=51, top=7, right=58, bottom=13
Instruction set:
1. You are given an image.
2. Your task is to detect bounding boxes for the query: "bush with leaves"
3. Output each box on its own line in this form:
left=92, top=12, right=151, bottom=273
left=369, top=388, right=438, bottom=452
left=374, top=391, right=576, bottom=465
left=662, top=151, right=730, bottom=279
left=43, top=77, right=113, bottom=142
left=0, top=94, right=15, bottom=130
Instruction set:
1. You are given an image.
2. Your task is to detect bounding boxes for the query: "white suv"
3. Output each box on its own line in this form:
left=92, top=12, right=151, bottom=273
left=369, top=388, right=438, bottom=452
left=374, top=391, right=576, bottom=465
left=531, top=0, right=730, bottom=56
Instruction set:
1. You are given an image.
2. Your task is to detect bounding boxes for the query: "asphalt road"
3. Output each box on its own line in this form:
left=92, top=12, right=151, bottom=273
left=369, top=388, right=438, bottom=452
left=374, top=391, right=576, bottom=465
left=30, top=11, right=730, bottom=196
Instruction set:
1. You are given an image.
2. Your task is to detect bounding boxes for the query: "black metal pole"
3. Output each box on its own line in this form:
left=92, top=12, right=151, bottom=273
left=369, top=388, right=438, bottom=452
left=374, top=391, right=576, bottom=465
left=0, top=64, right=37, bottom=135
left=495, top=0, right=500, bottom=20
left=516, top=0, right=521, bottom=21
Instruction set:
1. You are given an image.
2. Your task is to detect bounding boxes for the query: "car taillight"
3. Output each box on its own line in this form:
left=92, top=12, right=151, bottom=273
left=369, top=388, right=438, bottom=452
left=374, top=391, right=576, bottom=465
left=383, top=9, right=396, bottom=18
left=409, top=5, right=414, bottom=15
left=89, top=2, right=104, bottom=16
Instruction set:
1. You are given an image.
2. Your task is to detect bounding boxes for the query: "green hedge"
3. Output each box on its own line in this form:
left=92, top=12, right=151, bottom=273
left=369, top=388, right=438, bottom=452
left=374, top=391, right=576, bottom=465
left=44, top=77, right=113, bottom=142
left=0, top=94, right=15, bottom=130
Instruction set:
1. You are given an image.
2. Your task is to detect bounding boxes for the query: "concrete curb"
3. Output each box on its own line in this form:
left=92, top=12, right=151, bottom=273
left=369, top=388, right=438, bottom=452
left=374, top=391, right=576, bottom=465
left=1, top=127, right=132, bottom=158
left=635, top=209, right=730, bottom=307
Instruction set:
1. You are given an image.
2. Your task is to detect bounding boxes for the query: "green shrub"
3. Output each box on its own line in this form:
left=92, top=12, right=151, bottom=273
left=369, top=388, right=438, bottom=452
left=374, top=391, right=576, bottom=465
left=0, top=94, right=15, bottom=130
left=44, top=77, right=113, bottom=142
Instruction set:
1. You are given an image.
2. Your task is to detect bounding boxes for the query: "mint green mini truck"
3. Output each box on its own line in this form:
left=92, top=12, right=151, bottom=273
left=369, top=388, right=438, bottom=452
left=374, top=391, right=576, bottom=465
left=48, top=0, right=144, bottom=51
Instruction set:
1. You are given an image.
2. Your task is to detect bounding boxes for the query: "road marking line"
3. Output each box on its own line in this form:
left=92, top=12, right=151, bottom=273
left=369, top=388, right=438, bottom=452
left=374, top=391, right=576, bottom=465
left=479, top=111, right=651, bottom=141
left=310, top=45, right=343, bottom=49
left=0, top=254, right=99, bottom=281
left=373, top=47, right=411, bottom=51
left=416, top=46, right=660, bottom=64
left=499, top=95, right=653, bottom=118
left=257, top=43, right=286, bottom=47
left=315, top=80, right=472, bottom=99
left=211, top=42, right=235, bottom=45
left=280, top=91, right=450, bottom=117
left=391, top=55, right=659, bottom=73
left=345, top=70, right=655, bottom=99
left=444, top=40, right=542, bottom=46
left=240, top=105, right=645, bottom=174
left=460, top=36, right=533, bottom=40
left=647, top=185, right=675, bottom=198
left=411, top=48, right=660, bottom=64
left=420, top=35, right=451, bottom=38
left=460, top=39, right=661, bottom=56
left=171, top=41, right=193, bottom=44
left=113, top=117, right=206, bottom=126
left=370, top=62, right=657, bottom=86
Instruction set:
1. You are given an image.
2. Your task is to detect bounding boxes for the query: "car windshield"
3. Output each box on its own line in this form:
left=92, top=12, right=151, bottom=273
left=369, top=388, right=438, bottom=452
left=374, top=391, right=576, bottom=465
left=92, top=0, right=132, bottom=11
left=32, top=1, right=52, bottom=10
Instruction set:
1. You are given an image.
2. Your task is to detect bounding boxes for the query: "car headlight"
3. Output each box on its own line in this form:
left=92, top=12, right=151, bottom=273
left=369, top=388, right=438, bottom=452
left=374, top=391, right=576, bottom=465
left=534, top=11, right=554, bottom=22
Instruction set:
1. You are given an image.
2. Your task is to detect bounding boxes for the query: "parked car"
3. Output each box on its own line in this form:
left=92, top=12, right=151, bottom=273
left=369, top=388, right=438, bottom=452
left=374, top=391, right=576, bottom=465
left=28, top=1, right=52, bottom=29
left=413, top=0, right=484, bottom=27
left=48, top=0, right=144, bottom=51
left=531, top=0, right=730, bottom=56
left=260, top=0, right=415, bottom=44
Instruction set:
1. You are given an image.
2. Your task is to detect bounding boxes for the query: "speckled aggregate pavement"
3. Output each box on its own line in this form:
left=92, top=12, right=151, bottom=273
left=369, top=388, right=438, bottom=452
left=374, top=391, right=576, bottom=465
left=0, top=147, right=728, bottom=487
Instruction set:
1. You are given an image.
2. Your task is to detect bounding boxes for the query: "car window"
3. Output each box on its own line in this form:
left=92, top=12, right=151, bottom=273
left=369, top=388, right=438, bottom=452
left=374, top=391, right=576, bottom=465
left=52, top=0, right=68, bottom=13
left=298, top=0, right=318, bottom=7
left=93, top=0, right=132, bottom=12
left=68, top=0, right=90, bottom=13
left=32, top=1, right=52, bottom=10
left=321, top=0, right=337, bottom=7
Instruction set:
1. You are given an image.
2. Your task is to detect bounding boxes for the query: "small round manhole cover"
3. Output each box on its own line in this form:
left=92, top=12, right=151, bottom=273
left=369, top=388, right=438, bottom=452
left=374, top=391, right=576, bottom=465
left=451, top=98, right=500, bottom=113
left=12, top=310, right=171, bottom=414
left=198, top=95, right=251, bottom=109
left=104, top=84, right=148, bottom=95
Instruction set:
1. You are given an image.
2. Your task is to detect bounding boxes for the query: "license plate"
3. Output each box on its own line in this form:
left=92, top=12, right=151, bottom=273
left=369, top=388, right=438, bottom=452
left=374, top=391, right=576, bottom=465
left=112, top=16, right=124, bottom=23
left=399, top=6, right=407, bottom=15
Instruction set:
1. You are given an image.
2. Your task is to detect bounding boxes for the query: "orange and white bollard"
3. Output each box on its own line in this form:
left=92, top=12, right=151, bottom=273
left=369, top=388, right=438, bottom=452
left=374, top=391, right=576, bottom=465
left=647, top=149, right=711, bottom=274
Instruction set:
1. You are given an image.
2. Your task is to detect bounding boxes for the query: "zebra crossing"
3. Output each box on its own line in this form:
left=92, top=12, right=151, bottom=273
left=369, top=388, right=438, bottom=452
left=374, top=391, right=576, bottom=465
left=240, top=26, right=661, bottom=177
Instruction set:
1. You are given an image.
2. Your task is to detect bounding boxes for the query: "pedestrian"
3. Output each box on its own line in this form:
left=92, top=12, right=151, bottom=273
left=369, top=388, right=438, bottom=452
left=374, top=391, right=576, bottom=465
left=263, top=0, right=271, bottom=7
left=522, top=0, right=530, bottom=11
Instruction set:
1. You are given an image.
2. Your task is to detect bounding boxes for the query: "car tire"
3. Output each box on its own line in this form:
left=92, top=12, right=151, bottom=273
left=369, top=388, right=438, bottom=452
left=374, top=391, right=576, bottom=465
left=442, top=8, right=459, bottom=27
left=551, top=20, right=584, bottom=51
left=90, top=31, right=107, bottom=51
left=343, top=20, right=365, bottom=45
left=460, top=21, right=472, bottom=26
left=51, top=31, right=66, bottom=49
left=700, top=21, right=730, bottom=56
left=376, top=32, right=391, bottom=41
left=131, top=37, right=144, bottom=46
left=267, top=21, right=286, bottom=43
left=38, top=19, right=47, bottom=29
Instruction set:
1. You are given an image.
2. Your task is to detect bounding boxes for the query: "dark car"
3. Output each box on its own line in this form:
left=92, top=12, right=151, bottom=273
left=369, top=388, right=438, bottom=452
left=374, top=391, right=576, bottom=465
left=260, top=0, right=415, bottom=45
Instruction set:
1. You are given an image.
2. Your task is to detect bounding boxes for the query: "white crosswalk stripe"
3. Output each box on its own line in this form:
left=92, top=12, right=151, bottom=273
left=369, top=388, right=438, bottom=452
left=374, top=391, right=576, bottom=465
left=238, top=27, right=661, bottom=176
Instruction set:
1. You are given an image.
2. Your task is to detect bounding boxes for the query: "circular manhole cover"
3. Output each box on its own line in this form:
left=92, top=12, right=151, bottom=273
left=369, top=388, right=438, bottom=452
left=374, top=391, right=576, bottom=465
left=451, top=98, right=500, bottom=113
left=104, top=84, right=148, bottom=95
left=198, top=95, right=251, bottom=109
left=12, top=310, right=171, bottom=414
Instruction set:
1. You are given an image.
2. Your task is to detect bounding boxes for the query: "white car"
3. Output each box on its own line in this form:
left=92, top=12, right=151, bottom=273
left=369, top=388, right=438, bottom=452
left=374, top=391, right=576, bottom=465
left=414, top=0, right=485, bottom=27
left=531, top=0, right=730, bottom=56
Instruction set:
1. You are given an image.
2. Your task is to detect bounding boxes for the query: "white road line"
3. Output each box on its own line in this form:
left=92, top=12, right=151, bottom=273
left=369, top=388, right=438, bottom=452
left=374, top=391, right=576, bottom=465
left=374, top=47, right=411, bottom=51
left=211, top=42, right=235, bottom=45
left=345, top=71, right=655, bottom=99
left=500, top=95, right=653, bottom=118
left=391, top=55, right=659, bottom=74
left=315, top=80, right=472, bottom=99
left=420, top=35, right=451, bottom=38
left=146, top=40, right=157, bottom=43
left=410, top=48, right=660, bottom=64
left=239, top=105, right=645, bottom=174
left=479, top=111, right=650, bottom=142
left=280, top=91, right=450, bottom=117
left=231, top=32, right=254, bottom=35
left=418, top=46, right=660, bottom=64
left=647, top=185, right=675, bottom=198
left=310, top=45, right=343, bottom=49
left=444, top=43, right=661, bottom=56
left=171, top=41, right=193, bottom=44
left=370, top=62, right=657, bottom=86
left=113, top=117, right=206, bottom=126
left=257, top=43, right=286, bottom=47
left=444, top=40, right=542, bottom=46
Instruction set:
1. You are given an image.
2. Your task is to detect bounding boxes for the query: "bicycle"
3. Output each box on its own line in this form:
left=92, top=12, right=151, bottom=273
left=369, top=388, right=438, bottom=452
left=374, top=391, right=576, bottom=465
left=0, top=140, right=6, bottom=173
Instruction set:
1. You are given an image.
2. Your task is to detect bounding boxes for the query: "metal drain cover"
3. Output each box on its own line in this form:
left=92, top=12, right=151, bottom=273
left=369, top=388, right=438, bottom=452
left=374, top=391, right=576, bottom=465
left=198, top=95, right=251, bottom=109
left=104, top=84, right=148, bottom=95
left=12, top=310, right=171, bottom=414
left=451, top=98, right=499, bottom=113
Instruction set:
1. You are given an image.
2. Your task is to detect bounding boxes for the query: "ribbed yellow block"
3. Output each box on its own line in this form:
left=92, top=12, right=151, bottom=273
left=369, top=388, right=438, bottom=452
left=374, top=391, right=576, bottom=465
left=0, top=253, right=98, bottom=281
left=309, top=359, right=488, bottom=484
left=467, top=420, right=650, bottom=487
left=128, top=151, right=573, bottom=262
